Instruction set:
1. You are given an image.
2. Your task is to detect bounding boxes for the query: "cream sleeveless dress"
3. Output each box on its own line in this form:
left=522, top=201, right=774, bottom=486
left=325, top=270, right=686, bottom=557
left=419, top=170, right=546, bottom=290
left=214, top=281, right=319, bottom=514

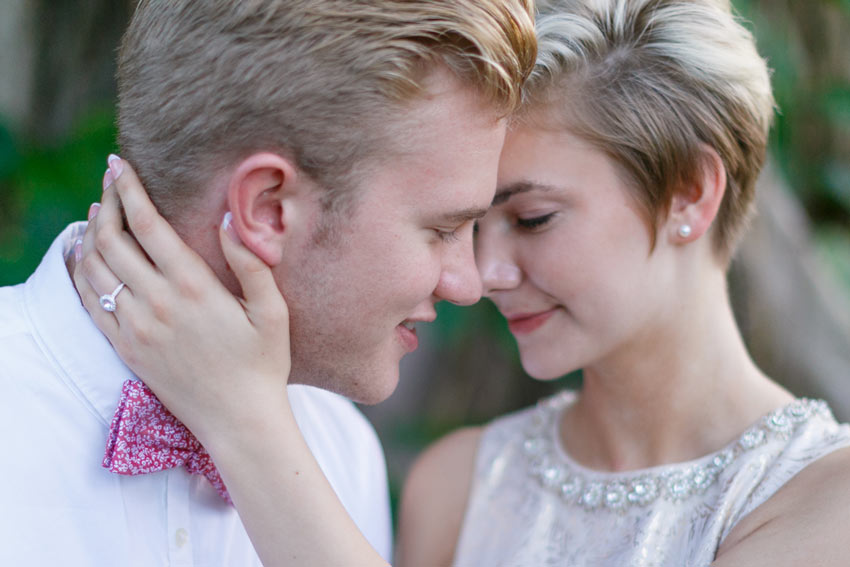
left=452, top=392, right=850, bottom=567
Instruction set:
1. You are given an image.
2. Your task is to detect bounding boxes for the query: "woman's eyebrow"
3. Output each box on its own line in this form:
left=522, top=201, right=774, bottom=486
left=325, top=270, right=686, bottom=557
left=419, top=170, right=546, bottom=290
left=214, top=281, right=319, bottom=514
left=492, top=181, right=555, bottom=206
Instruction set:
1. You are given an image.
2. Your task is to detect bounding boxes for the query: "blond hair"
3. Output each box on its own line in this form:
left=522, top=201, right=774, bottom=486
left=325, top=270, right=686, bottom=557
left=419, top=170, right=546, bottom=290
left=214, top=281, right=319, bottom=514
left=118, top=0, right=536, bottom=219
left=524, top=0, right=775, bottom=258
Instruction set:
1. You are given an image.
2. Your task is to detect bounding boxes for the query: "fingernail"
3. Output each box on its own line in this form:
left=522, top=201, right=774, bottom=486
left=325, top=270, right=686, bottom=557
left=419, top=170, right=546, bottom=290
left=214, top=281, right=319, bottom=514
left=88, top=202, right=101, bottom=221
left=74, top=239, right=83, bottom=262
left=221, top=212, right=242, bottom=244
left=107, top=154, right=124, bottom=179
left=103, top=168, right=113, bottom=191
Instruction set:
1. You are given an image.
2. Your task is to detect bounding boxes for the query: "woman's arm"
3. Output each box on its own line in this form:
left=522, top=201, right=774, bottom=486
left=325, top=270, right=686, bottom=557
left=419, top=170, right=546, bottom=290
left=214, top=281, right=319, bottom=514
left=398, top=427, right=481, bottom=567
left=74, top=156, right=388, bottom=567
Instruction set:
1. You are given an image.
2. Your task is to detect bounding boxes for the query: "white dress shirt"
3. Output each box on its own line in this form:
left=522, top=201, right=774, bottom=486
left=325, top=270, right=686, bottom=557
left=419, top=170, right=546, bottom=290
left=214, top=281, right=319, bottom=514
left=0, top=223, right=392, bottom=566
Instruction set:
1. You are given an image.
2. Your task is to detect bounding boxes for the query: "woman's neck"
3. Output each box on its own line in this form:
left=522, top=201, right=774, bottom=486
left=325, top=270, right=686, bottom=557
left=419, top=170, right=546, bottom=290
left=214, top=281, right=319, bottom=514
left=560, top=274, right=793, bottom=472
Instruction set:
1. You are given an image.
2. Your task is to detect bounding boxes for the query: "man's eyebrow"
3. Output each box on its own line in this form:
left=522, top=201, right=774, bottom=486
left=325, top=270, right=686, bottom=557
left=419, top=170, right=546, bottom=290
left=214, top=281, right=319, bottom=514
left=439, top=207, right=490, bottom=224
left=492, top=181, right=554, bottom=206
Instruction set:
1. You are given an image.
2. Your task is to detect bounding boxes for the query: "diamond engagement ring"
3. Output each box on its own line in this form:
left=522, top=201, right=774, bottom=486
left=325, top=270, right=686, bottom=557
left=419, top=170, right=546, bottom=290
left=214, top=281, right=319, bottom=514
left=99, top=282, right=126, bottom=312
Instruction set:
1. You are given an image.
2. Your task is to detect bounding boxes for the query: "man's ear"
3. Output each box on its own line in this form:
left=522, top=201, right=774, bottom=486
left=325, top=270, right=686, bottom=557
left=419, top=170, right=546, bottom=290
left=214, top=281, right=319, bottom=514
left=225, top=152, right=307, bottom=266
left=666, top=146, right=727, bottom=245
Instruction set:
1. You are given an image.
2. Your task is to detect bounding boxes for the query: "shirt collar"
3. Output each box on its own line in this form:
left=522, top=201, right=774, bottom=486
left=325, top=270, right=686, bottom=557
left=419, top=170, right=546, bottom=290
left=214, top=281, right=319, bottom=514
left=23, top=222, right=135, bottom=426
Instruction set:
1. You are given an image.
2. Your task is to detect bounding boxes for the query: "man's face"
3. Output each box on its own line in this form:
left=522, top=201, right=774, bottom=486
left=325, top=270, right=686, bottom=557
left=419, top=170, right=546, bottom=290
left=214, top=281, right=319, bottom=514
left=278, top=70, right=507, bottom=403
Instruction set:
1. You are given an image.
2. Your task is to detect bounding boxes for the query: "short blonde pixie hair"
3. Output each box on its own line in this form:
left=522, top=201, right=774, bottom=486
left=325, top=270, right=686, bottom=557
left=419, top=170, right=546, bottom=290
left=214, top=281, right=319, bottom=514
left=118, top=0, right=537, bottom=220
left=524, top=0, right=775, bottom=258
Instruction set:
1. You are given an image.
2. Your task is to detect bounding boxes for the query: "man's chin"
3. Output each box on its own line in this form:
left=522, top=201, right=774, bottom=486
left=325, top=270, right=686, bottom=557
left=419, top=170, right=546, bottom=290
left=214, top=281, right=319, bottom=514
left=289, top=367, right=400, bottom=405
left=344, top=373, right=400, bottom=405
left=351, top=385, right=396, bottom=406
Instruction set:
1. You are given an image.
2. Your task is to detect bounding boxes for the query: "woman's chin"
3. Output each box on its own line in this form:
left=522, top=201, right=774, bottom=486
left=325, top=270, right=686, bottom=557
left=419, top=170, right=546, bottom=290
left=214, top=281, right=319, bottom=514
left=520, top=356, right=579, bottom=382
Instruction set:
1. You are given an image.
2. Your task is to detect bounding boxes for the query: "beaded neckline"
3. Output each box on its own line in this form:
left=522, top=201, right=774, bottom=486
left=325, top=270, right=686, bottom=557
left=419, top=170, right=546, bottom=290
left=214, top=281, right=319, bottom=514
left=522, top=392, right=830, bottom=513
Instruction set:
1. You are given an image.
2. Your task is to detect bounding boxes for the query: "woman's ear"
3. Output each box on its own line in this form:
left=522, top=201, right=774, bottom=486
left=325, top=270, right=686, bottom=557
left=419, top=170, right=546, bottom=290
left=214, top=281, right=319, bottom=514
left=666, top=146, right=727, bottom=245
left=225, top=153, right=307, bottom=266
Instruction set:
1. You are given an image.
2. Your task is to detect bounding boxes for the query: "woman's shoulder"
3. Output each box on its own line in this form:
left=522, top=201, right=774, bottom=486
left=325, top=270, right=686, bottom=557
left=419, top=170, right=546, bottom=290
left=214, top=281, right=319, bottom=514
left=715, top=399, right=850, bottom=565
left=398, top=426, right=484, bottom=567
left=407, top=426, right=485, bottom=490
left=714, top=445, right=850, bottom=566
left=397, top=391, right=577, bottom=566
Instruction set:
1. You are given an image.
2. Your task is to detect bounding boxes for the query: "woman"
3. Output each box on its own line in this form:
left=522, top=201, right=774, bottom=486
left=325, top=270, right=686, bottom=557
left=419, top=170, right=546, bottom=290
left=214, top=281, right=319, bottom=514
left=76, top=0, right=850, bottom=565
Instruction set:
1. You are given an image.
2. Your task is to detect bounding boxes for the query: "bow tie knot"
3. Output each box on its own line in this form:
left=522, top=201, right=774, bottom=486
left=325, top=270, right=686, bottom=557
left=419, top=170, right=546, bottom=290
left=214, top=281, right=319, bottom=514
left=103, top=379, right=231, bottom=504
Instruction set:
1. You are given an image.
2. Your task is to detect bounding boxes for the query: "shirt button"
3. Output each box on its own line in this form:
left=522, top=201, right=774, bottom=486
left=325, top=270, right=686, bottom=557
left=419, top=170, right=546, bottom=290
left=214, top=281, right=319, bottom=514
left=175, top=528, right=190, bottom=548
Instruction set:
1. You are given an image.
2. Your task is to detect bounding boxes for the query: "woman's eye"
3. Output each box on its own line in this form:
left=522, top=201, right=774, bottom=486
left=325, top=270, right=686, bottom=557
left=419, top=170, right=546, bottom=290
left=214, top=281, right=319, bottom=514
left=516, top=213, right=555, bottom=230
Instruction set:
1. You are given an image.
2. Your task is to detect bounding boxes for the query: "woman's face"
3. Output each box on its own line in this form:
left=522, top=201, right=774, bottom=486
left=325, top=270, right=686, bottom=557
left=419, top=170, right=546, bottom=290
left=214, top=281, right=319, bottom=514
left=476, top=123, right=680, bottom=379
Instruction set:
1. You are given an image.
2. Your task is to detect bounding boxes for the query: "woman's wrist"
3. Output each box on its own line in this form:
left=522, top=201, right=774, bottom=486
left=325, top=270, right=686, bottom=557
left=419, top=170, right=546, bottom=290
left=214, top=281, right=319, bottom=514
left=199, top=389, right=389, bottom=567
left=189, top=383, right=294, bottom=459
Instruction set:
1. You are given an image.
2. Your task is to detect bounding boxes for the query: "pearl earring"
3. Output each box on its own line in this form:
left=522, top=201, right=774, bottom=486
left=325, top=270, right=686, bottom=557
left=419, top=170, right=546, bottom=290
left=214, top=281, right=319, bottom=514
left=677, top=224, right=692, bottom=238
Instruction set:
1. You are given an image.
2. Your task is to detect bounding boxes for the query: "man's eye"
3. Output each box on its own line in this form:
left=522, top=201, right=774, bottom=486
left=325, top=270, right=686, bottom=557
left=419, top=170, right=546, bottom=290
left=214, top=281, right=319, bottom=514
left=436, top=228, right=461, bottom=243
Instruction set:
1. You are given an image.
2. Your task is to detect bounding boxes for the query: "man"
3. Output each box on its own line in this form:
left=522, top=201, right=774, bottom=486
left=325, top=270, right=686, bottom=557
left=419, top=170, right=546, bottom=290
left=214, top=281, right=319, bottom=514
left=0, top=1, right=535, bottom=565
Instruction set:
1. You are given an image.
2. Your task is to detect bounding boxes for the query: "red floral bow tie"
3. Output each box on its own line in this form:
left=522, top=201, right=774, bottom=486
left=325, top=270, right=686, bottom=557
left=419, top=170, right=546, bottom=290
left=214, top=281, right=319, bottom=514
left=102, top=379, right=231, bottom=504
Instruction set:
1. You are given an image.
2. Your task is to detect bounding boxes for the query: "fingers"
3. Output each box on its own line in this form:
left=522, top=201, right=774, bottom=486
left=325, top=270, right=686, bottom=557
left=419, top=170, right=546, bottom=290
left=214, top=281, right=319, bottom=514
left=72, top=230, right=128, bottom=343
left=74, top=176, right=107, bottom=271
left=74, top=165, right=151, bottom=347
left=106, top=155, right=206, bottom=279
left=74, top=186, right=122, bottom=328
left=90, top=168, right=162, bottom=294
left=74, top=275, right=120, bottom=341
left=219, top=212, right=289, bottom=327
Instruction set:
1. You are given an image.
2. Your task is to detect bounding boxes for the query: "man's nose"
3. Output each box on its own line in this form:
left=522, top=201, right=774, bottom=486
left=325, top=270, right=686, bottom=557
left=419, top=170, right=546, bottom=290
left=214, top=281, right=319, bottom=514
left=434, top=233, right=483, bottom=306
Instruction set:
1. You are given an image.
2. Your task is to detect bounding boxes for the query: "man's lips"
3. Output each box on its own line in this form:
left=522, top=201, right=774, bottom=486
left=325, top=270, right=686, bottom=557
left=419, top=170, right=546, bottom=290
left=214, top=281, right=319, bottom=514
left=506, top=309, right=556, bottom=335
left=396, top=316, right=433, bottom=352
left=396, top=323, right=419, bottom=352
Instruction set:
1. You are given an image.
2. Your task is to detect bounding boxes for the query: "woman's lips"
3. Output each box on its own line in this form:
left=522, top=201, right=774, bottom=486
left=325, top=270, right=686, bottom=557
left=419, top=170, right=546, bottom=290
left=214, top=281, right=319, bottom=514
left=507, top=309, right=556, bottom=335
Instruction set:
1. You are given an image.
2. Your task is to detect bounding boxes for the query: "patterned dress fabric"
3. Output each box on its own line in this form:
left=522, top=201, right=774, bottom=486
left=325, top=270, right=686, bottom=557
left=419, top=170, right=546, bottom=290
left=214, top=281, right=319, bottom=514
left=103, top=379, right=231, bottom=504
left=453, top=392, right=850, bottom=567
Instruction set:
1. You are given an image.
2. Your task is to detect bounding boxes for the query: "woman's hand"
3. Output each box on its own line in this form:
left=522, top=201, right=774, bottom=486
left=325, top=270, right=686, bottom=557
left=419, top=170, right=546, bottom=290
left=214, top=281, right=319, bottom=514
left=73, top=155, right=291, bottom=444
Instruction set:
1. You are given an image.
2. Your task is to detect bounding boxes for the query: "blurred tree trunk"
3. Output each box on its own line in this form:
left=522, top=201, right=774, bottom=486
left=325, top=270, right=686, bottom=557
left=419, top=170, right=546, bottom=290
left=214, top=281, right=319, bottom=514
left=0, top=0, right=133, bottom=142
left=745, top=0, right=850, bottom=225
left=0, top=0, right=36, bottom=133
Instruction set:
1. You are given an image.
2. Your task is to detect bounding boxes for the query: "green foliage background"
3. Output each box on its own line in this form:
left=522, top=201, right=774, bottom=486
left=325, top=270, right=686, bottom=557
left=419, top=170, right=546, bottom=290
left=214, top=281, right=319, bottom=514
left=0, top=108, right=116, bottom=285
left=736, top=0, right=850, bottom=290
